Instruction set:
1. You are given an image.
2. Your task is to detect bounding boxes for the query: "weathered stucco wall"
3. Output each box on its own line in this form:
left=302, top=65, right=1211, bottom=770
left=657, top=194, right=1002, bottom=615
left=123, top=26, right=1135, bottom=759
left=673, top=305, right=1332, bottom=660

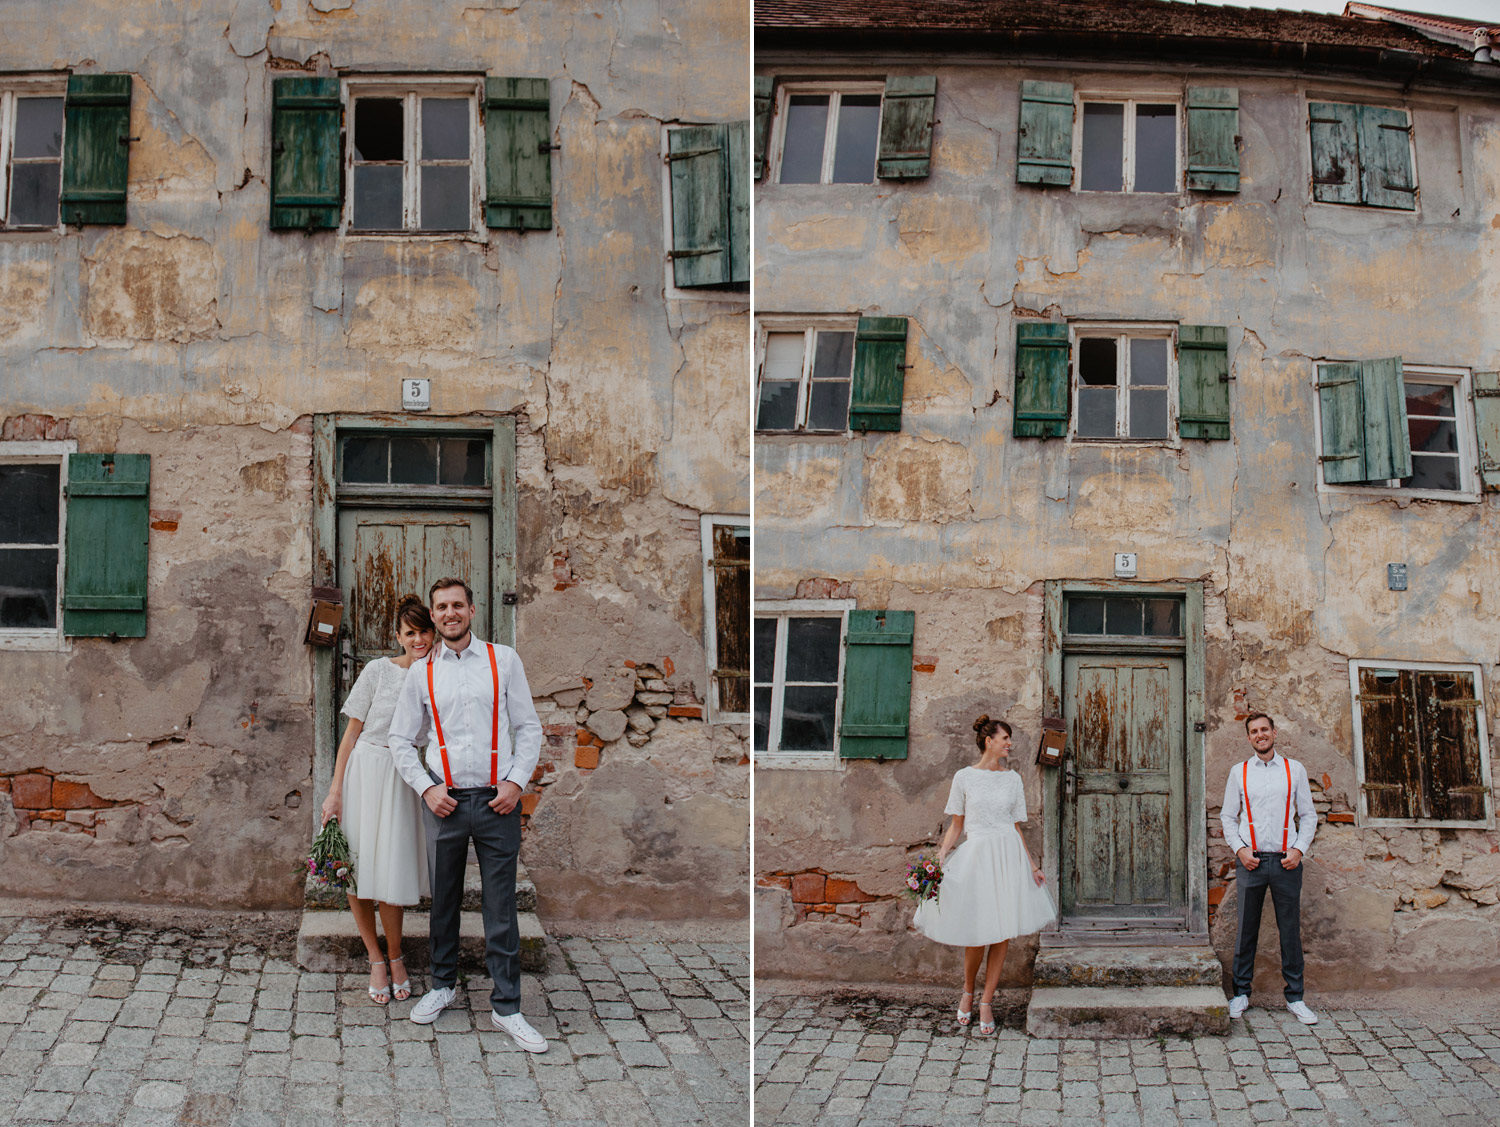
left=0, top=0, right=749, bottom=918
left=755, top=58, right=1500, bottom=984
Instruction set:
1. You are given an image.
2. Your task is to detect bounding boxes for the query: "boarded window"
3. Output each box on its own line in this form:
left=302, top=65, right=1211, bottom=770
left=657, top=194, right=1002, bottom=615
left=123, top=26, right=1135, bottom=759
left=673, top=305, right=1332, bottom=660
left=704, top=521, right=749, bottom=719
left=1354, top=664, right=1492, bottom=825
left=1309, top=101, right=1415, bottom=210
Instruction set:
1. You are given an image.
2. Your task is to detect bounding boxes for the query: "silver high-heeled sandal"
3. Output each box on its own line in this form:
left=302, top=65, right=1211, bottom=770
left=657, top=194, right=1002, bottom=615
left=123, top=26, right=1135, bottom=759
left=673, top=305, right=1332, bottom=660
left=978, top=1001, right=996, bottom=1036
left=389, top=954, right=410, bottom=1002
left=367, top=959, right=390, bottom=1006
left=956, top=990, right=973, bottom=1026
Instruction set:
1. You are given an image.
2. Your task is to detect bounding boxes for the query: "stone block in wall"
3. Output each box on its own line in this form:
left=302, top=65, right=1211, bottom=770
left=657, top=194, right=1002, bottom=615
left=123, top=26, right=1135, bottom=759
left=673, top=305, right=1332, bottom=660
left=625, top=705, right=655, bottom=734
left=586, top=669, right=637, bottom=712
left=587, top=709, right=628, bottom=743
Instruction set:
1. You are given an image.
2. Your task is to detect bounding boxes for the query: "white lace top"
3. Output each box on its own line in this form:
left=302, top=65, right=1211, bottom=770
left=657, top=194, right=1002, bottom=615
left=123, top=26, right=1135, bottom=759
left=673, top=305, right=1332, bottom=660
left=340, top=658, right=412, bottom=747
left=944, top=767, right=1027, bottom=831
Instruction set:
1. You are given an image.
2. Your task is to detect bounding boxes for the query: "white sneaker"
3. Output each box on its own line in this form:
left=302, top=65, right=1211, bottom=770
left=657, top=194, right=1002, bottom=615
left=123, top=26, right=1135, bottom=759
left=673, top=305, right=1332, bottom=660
left=492, top=1010, right=548, bottom=1053
left=410, top=986, right=456, bottom=1024
left=1287, top=1000, right=1319, bottom=1025
left=1228, top=995, right=1250, bottom=1019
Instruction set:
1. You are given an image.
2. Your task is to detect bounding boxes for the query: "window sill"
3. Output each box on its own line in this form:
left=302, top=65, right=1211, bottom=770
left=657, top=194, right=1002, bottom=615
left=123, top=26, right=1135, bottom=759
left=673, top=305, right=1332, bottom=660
left=1319, top=484, right=1481, bottom=504
left=1069, top=437, right=1182, bottom=449
left=0, top=632, right=70, bottom=653
left=755, top=429, right=851, bottom=438
left=342, top=230, right=488, bottom=243
left=753, top=753, right=842, bottom=771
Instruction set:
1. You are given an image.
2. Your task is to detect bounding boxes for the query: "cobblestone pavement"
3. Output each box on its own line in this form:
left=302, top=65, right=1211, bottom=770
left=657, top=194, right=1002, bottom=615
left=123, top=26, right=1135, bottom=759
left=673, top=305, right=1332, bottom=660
left=755, top=991, right=1500, bottom=1126
left=0, top=909, right=748, bottom=1126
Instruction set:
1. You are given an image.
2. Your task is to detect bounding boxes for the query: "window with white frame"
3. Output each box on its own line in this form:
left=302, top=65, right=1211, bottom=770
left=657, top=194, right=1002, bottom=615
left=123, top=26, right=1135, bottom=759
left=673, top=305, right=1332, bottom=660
left=1, top=84, right=65, bottom=229
left=756, top=320, right=856, bottom=433
left=0, top=443, right=69, bottom=642
left=347, top=81, right=478, bottom=232
left=774, top=83, right=882, bottom=184
left=754, top=602, right=850, bottom=767
left=701, top=517, right=749, bottom=723
left=1350, top=660, right=1493, bottom=828
left=1074, top=327, right=1175, bottom=440
left=1078, top=98, right=1179, bottom=193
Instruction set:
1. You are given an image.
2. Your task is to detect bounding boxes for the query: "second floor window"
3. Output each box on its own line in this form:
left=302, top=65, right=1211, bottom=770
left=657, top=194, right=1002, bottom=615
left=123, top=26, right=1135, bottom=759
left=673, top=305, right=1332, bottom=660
left=1079, top=99, right=1178, bottom=193
left=2, top=89, right=64, bottom=228
left=1310, top=101, right=1415, bottom=211
left=757, top=324, right=855, bottom=433
left=1075, top=330, right=1173, bottom=440
left=349, top=87, right=476, bottom=232
left=776, top=84, right=882, bottom=184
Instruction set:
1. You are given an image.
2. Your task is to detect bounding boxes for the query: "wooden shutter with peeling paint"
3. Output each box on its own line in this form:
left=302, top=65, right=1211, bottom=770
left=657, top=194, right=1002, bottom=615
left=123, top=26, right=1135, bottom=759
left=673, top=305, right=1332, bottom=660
left=63, top=453, right=149, bottom=638
left=1178, top=326, right=1230, bottom=440
left=1310, top=101, right=1360, bottom=205
left=1358, top=667, right=1490, bottom=823
left=1474, top=371, right=1500, bottom=491
left=270, top=77, right=341, bottom=229
left=668, top=122, right=749, bottom=288
left=849, top=316, right=907, bottom=432
left=1359, top=104, right=1416, bottom=211
left=1317, top=357, right=1410, bottom=483
left=485, top=77, right=552, bottom=230
left=1185, top=87, right=1239, bottom=193
left=754, top=76, right=773, bottom=181
left=61, top=74, right=132, bottom=226
left=877, top=76, right=936, bottom=180
left=1017, top=80, right=1074, bottom=186
left=839, top=610, right=914, bottom=760
left=1014, top=321, right=1070, bottom=438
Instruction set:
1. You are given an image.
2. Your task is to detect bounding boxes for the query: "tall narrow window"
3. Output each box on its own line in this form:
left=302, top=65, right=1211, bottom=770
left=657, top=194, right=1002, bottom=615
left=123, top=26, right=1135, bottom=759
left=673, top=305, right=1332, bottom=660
left=776, top=85, right=882, bottom=184
left=754, top=606, right=848, bottom=766
left=2, top=90, right=65, bottom=228
left=0, top=460, right=62, bottom=631
left=702, top=518, right=749, bottom=723
left=1079, top=99, right=1178, bottom=193
left=349, top=86, right=476, bottom=232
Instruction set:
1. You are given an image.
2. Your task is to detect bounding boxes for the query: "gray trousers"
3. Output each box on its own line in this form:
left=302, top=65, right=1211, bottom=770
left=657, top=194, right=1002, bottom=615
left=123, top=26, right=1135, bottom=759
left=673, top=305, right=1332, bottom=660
left=1231, top=855, right=1305, bottom=1002
left=423, top=789, right=522, bottom=1015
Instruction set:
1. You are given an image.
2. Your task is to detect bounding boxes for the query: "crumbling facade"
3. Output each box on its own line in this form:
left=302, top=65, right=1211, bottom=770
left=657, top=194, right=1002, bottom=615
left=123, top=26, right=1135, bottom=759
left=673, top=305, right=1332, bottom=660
left=754, top=0, right=1500, bottom=988
left=0, top=0, right=750, bottom=920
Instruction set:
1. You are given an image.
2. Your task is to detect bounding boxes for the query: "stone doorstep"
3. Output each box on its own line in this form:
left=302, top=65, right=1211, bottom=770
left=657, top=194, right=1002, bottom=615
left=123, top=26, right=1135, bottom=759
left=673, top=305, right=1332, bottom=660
left=304, top=860, right=536, bottom=914
left=294, top=907, right=547, bottom=975
left=1025, top=985, right=1231, bottom=1039
left=1032, top=943, right=1224, bottom=989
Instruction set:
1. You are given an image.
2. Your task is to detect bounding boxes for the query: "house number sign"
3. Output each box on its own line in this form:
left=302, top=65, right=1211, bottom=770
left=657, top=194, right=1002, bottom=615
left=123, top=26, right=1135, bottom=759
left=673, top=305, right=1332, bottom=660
left=1388, top=563, right=1407, bottom=591
left=402, top=378, right=431, bottom=411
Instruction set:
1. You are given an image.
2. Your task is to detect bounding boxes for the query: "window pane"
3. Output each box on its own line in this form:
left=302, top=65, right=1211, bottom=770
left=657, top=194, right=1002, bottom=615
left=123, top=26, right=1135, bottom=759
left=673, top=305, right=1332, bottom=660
left=784, top=616, right=840, bottom=682
left=1409, top=417, right=1457, bottom=456
left=1407, top=454, right=1460, bottom=492
left=753, top=687, right=771, bottom=751
left=1405, top=382, right=1455, bottom=419
left=830, top=94, right=880, bottom=183
left=781, top=685, right=838, bottom=751
left=754, top=618, right=777, bottom=682
left=1067, top=597, right=1104, bottom=634
left=420, top=165, right=470, bottom=230
left=13, top=98, right=63, bottom=159
left=437, top=438, right=487, bottom=486
left=811, top=331, right=855, bottom=381
left=1079, top=338, right=1117, bottom=385
left=1105, top=597, right=1144, bottom=636
left=342, top=436, right=387, bottom=483
left=389, top=437, right=438, bottom=484
left=0, top=547, right=58, bottom=628
left=9, top=163, right=60, bottom=227
left=757, top=382, right=799, bottom=431
left=352, top=165, right=403, bottom=229
left=1078, top=388, right=1116, bottom=437
left=1144, top=598, right=1181, bottom=636
left=1129, top=388, right=1169, bottom=439
left=1134, top=104, right=1177, bottom=192
left=421, top=99, right=469, bottom=160
left=806, top=381, right=850, bottom=431
left=780, top=95, right=830, bottom=184
left=0, top=464, right=61, bottom=543
left=354, top=99, right=404, bottom=161
left=1130, top=338, right=1168, bottom=386
left=1080, top=104, right=1124, bottom=192
left=764, top=333, right=805, bottom=381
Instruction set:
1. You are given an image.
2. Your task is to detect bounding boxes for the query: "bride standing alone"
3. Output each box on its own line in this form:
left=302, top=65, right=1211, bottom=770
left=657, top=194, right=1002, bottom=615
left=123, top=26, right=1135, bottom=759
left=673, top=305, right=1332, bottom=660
left=915, top=715, right=1057, bottom=1034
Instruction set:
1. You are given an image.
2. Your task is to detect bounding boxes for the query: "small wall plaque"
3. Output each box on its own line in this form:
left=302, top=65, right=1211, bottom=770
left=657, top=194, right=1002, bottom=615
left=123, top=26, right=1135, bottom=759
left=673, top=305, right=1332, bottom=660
left=402, top=378, right=431, bottom=411
left=1387, top=563, right=1408, bottom=591
left=1036, top=716, right=1066, bottom=767
left=1114, top=552, right=1137, bottom=578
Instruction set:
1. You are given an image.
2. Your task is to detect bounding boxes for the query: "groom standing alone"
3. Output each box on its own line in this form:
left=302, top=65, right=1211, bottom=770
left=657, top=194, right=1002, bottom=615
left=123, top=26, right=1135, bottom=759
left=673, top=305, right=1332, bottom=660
left=387, top=577, right=547, bottom=1051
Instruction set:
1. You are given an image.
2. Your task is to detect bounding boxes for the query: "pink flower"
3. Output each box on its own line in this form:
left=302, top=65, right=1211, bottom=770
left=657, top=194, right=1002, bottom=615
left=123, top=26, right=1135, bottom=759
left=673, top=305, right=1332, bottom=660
left=907, top=876, right=920, bottom=890
left=925, top=863, right=935, bottom=874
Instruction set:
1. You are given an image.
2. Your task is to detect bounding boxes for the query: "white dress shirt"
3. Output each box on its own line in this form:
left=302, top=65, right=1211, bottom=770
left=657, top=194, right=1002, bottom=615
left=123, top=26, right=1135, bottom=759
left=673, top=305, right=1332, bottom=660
left=1220, top=752, right=1317, bottom=857
left=387, top=635, right=542, bottom=797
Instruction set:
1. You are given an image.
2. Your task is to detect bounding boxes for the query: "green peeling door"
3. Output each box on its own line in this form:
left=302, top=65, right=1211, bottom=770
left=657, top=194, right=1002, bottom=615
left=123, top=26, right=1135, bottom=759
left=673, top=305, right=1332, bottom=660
left=1061, top=654, right=1187, bottom=920
left=335, top=510, right=491, bottom=705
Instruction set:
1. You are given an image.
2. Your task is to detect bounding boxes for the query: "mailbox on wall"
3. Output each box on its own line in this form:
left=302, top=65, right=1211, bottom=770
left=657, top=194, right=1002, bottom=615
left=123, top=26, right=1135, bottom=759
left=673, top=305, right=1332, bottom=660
left=304, top=586, right=343, bottom=647
left=1036, top=716, right=1066, bottom=767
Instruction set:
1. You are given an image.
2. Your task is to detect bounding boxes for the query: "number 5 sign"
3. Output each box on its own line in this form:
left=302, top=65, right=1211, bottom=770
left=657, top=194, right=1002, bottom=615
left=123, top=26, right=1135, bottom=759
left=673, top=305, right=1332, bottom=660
left=402, top=378, right=430, bottom=411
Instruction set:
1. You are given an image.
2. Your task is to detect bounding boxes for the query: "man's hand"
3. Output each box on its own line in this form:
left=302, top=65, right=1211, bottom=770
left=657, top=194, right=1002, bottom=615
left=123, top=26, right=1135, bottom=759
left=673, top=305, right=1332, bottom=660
left=1236, top=846, right=1260, bottom=870
left=488, top=781, right=523, bottom=815
left=1281, top=848, right=1303, bottom=871
left=423, top=784, right=456, bottom=818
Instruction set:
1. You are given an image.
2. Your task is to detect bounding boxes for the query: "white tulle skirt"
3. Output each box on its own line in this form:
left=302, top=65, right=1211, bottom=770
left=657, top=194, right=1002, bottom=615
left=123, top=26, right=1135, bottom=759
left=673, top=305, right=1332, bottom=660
left=914, top=826, right=1057, bottom=947
left=342, top=738, right=429, bottom=906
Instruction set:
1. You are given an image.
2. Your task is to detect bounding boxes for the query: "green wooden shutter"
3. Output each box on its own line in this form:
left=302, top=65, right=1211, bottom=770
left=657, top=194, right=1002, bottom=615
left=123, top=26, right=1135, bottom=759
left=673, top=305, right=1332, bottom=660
left=1317, top=357, right=1410, bottom=483
left=753, top=76, right=773, bottom=181
left=270, top=77, right=342, bottom=230
left=1473, top=371, right=1500, bottom=491
left=1358, top=104, right=1416, bottom=211
left=1014, top=321, right=1070, bottom=438
left=849, top=316, right=908, bottom=432
left=63, top=454, right=149, bottom=638
left=667, top=122, right=747, bottom=288
left=1185, top=87, right=1239, bottom=193
left=60, top=74, right=132, bottom=226
left=485, top=77, right=552, bottom=230
left=877, top=76, right=936, bottom=180
left=1316, top=361, right=1367, bottom=483
left=1017, top=80, right=1074, bottom=186
left=839, top=610, right=914, bottom=760
left=1310, top=102, right=1360, bottom=205
left=1177, top=325, right=1231, bottom=440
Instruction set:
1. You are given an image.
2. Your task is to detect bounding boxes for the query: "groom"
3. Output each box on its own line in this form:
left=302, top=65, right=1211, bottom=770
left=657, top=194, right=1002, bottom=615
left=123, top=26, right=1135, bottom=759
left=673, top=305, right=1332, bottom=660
left=387, top=577, right=546, bottom=1051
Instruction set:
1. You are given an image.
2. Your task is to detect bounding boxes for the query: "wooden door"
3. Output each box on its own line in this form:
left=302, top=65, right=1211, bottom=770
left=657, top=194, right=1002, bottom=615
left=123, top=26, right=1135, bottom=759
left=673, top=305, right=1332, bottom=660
left=335, top=509, right=490, bottom=705
left=1061, top=654, right=1186, bottom=920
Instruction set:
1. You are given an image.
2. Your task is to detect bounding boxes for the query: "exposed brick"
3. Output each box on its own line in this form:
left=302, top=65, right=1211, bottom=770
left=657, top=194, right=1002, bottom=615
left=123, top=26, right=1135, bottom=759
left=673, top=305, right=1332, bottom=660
left=661, top=656, right=674, bottom=677
left=667, top=705, right=702, bottom=719
left=519, top=793, right=540, bottom=816
left=623, top=659, right=637, bottom=668
left=575, top=745, right=600, bottom=770
left=824, top=877, right=877, bottom=904
left=11, top=774, right=53, bottom=810
left=576, top=729, right=602, bottom=748
left=790, top=872, right=826, bottom=904
left=0, top=777, right=9, bottom=793
left=149, top=509, right=181, bottom=532
left=30, top=810, right=65, bottom=822
left=794, top=577, right=853, bottom=600
left=758, top=874, right=792, bottom=889
left=1, top=414, right=72, bottom=441
left=1208, top=886, right=1227, bottom=907
left=53, top=780, right=110, bottom=810
left=912, top=662, right=937, bottom=674
left=1327, top=811, right=1356, bottom=824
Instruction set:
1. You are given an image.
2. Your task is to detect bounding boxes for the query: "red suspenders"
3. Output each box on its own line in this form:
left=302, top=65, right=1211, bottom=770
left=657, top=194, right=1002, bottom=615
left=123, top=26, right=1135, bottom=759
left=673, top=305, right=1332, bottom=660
left=424, top=642, right=502, bottom=789
left=1242, top=756, right=1293, bottom=853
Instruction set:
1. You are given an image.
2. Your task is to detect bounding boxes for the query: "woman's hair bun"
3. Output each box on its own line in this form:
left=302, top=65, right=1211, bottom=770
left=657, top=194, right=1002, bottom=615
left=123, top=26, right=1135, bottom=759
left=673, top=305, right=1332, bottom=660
left=971, top=714, right=990, bottom=733
left=397, top=593, right=424, bottom=610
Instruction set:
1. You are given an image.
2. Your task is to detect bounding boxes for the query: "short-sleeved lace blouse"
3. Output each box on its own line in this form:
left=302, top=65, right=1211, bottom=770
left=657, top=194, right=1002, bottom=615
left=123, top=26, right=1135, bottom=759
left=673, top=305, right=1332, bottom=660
left=943, top=767, right=1027, bottom=831
left=339, top=658, right=412, bottom=747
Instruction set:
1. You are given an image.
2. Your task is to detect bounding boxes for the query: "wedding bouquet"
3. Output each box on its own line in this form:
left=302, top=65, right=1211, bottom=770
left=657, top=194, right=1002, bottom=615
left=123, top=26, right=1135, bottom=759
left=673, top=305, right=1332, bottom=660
left=903, top=853, right=943, bottom=904
left=305, top=818, right=355, bottom=891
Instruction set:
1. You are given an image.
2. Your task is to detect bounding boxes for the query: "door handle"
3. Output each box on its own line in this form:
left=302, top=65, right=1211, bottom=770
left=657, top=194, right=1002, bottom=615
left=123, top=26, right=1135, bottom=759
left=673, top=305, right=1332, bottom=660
left=1117, top=775, right=1130, bottom=791
left=1063, top=760, right=1077, bottom=799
